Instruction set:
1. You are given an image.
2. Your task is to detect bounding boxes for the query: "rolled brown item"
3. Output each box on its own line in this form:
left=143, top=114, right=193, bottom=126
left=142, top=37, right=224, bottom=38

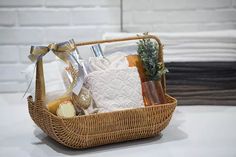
left=146, top=81, right=160, bottom=104
left=141, top=82, right=151, bottom=106
left=154, top=80, right=166, bottom=104
left=142, top=80, right=166, bottom=105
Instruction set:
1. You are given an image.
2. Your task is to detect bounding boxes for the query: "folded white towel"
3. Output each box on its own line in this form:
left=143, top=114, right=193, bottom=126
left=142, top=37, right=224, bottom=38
left=85, top=67, right=144, bottom=113
left=88, top=52, right=129, bottom=72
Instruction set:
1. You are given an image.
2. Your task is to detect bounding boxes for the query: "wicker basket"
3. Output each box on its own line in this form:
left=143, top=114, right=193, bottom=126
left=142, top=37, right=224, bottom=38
left=27, top=35, right=177, bottom=149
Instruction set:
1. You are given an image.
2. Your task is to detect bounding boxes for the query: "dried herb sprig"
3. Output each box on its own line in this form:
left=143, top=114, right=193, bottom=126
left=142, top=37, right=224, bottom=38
left=137, top=33, right=168, bottom=81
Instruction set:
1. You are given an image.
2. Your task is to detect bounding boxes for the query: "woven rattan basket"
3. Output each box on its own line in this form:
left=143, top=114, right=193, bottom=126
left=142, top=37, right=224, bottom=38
left=27, top=35, right=177, bottom=149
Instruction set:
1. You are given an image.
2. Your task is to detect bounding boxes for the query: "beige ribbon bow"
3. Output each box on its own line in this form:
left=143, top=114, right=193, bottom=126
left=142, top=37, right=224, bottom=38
left=24, top=39, right=82, bottom=98
left=28, top=39, right=76, bottom=63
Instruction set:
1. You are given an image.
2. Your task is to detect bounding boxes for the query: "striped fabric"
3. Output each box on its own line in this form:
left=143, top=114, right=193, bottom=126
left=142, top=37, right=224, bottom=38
left=166, top=62, right=236, bottom=105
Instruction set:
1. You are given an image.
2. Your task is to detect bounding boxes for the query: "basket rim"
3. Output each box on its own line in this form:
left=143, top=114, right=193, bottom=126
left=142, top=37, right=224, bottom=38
left=28, top=94, right=177, bottom=120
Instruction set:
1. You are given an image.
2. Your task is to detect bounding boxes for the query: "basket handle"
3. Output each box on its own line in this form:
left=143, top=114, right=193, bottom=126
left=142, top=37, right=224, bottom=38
left=35, top=58, right=46, bottom=103
left=75, top=35, right=166, bottom=92
left=35, top=35, right=166, bottom=106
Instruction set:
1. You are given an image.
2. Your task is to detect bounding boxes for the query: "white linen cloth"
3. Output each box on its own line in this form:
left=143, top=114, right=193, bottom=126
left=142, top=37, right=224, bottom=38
left=85, top=67, right=144, bottom=113
left=88, top=52, right=129, bottom=72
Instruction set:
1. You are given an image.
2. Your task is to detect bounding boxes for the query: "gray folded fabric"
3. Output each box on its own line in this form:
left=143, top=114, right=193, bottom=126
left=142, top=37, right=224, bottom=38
left=166, top=62, right=236, bottom=105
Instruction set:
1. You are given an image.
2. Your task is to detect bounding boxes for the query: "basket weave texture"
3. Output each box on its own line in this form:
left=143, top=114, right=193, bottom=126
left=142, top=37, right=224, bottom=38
left=27, top=35, right=177, bottom=149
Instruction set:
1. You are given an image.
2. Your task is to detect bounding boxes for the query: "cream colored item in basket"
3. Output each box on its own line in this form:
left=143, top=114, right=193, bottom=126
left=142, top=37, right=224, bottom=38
left=57, top=101, right=76, bottom=118
left=88, top=52, right=129, bottom=72
left=85, top=67, right=144, bottom=113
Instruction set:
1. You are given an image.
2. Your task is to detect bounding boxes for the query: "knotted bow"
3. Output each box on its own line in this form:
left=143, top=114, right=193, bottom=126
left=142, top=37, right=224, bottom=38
left=28, top=39, right=76, bottom=63
left=24, top=39, right=84, bottom=98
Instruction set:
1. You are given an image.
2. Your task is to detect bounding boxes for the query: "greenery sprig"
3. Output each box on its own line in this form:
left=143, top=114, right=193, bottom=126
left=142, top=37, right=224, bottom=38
left=137, top=33, right=168, bottom=81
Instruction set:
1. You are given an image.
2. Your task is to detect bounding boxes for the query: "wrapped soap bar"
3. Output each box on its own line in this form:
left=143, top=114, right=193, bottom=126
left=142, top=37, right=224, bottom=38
left=56, top=101, right=76, bottom=118
left=47, top=96, right=71, bottom=115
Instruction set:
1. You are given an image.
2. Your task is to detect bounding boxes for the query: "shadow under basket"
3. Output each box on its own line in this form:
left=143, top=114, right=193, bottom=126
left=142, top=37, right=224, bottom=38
left=27, top=35, right=177, bottom=149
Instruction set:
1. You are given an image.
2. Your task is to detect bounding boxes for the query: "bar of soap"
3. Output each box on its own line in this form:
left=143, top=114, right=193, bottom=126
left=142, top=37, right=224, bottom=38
left=56, top=101, right=76, bottom=118
left=47, top=96, right=71, bottom=115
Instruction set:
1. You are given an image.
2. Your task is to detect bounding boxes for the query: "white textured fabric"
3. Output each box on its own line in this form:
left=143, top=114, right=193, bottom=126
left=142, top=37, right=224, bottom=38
left=88, top=52, right=129, bottom=72
left=85, top=67, right=144, bottom=113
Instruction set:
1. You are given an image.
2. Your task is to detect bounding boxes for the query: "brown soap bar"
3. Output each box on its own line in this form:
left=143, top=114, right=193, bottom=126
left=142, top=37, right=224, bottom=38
left=126, top=54, right=147, bottom=82
left=154, top=80, right=166, bottom=104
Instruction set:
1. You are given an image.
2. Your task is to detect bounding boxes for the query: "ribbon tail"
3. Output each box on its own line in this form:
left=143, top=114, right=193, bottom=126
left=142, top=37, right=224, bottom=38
left=67, top=53, right=85, bottom=95
left=22, top=63, right=36, bottom=99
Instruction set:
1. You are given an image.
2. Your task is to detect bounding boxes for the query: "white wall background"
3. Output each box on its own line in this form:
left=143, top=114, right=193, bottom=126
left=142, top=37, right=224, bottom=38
left=0, top=0, right=236, bottom=93
left=123, top=0, right=236, bottom=32
left=0, top=0, right=120, bottom=93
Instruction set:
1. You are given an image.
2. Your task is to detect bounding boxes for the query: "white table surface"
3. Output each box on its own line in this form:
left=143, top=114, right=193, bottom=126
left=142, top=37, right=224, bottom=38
left=0, top=93, right=236, bottom=157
